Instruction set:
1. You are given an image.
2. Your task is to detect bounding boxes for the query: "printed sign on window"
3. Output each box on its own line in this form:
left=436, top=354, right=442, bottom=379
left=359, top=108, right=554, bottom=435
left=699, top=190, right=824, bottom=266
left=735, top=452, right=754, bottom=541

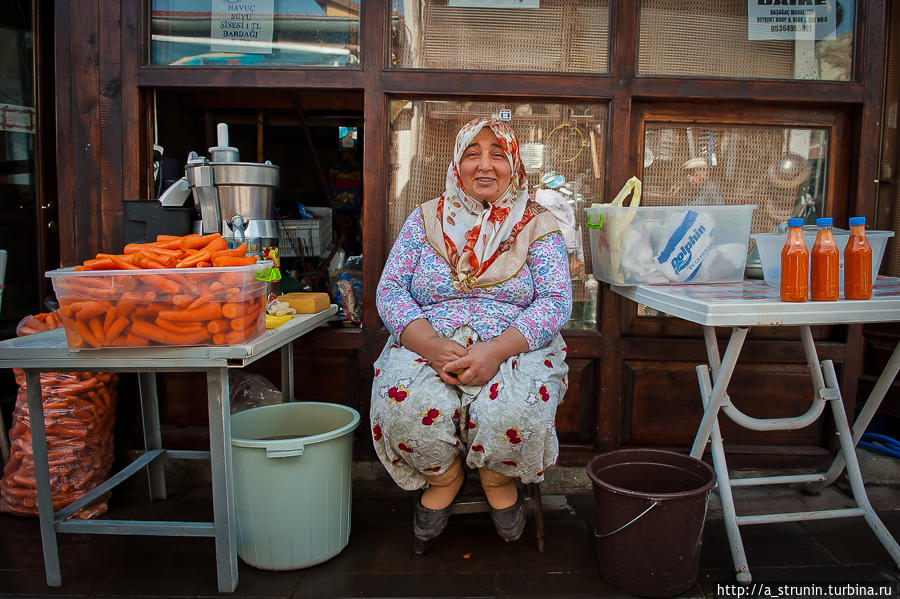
left=747, top=0, right=848, bottom=41
left=210, top=0, right=275, bottom=54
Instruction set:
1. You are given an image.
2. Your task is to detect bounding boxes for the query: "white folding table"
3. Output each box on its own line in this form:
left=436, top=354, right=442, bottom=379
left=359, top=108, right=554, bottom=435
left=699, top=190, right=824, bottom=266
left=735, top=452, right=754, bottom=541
left=612, top=278, right=900, bottom=583
left=0, top=306, right=336, bottom=593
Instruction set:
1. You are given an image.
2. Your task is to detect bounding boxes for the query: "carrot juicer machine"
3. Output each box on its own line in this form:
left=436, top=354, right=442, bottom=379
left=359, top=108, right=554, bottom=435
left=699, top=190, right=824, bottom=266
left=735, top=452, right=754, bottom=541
left=159, top=122, right=281, bottom=268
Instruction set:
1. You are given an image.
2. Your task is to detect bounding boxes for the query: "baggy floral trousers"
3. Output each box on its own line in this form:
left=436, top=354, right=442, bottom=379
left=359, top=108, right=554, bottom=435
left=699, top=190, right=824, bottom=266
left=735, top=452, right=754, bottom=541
left=370, top=326, right=568, bottom=490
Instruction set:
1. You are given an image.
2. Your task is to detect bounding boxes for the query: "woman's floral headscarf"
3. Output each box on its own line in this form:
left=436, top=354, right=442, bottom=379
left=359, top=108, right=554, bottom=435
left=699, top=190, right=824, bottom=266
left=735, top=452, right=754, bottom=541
left=441, top=118, right=530, bottom=289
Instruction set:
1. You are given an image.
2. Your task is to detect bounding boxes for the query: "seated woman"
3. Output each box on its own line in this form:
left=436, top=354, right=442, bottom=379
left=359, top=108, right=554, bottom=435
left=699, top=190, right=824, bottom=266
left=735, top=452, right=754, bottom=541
left=371, top=117, right=572, bottom=545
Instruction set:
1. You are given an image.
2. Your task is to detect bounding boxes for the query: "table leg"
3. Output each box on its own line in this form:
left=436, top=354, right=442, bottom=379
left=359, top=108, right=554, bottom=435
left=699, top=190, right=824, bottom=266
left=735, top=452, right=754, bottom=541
left=697, top=364, right=752, bottom=582
left=281, top=341, right=294, bottom=402
left=26, top=369, right=61, bottom=586
left=811, top=340, right=900, bottom=491
left=207, top=367, right=238, bottom=592
left=821, top=360, right=900, bottom=565
left=690, top=326, right=748, bottom=459
left=139, top=372, right=166, bottom=501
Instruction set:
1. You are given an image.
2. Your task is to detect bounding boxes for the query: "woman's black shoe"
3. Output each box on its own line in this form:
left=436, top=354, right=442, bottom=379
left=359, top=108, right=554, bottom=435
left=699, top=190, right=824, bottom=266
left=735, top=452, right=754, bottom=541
left=413, top=492, right=452, bottom=554
left=490, top=491, right=526, bottom=542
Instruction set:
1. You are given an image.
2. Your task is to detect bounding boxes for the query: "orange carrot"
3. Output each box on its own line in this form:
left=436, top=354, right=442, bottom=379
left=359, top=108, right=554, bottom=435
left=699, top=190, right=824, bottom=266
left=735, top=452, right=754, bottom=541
left=87, top=316, right=105, bottom=344
left=180, top=232, right=222, bottom=251
left=71, top=300, right=112, bottom=319
left=175, top=238, right=229, bottom=268
left=225, top=330, right=248, bottom=345
left=106, top=317, right=129, bottom=341
left=83, top=257, right=117, bottom=270
left=186, top=293, right=215, bottom=311
left=108, top=255, right=138, bottom=270
left=126, top=332, right=150, bottom=346
left=130, top=320, right=211, bottom=345
left=212, top=333, right=227, bottom=345
left=123, top=243, right=184, bottom=258
left=132, top=252, right=169, bottom=269
left=229, top=312, right=260, bottom=331
left=154, top=318, right=204, bottom=334
left=142, top=274, right=180, bottom=295
left=157, top=303, right=222, bottom=322
left=212, top=244, right=248, bottom=258
left=212, top=255, right=258, bottom=267
left=102, top=307, right=117, bottom=333
left=206, top=319, right=231, bottom=334
left=66, top=330, right=85, bottom=347
left=73, top=319, right=102, bottom=348
left=151, top=236, right=185, bottom=250
left=132, top=304, right=164, bottom=319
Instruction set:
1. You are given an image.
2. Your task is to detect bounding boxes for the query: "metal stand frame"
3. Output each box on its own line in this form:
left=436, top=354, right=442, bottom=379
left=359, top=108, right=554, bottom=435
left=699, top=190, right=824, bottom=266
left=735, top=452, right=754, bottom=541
left=692, top=324, right=900, bottom=583
left=1, top=307, right=332, bottom=593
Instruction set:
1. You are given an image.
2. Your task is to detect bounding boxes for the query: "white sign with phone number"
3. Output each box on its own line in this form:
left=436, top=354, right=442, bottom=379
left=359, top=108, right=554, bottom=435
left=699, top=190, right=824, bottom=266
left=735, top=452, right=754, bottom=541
left=210, top=0, right=275, bottom=54
left=747, top=0, right=839, bottom=41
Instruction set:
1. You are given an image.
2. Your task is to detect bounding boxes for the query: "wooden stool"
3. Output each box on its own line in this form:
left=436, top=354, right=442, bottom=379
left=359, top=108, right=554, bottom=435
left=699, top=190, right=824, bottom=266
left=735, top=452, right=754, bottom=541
left=413, top=478, right=545, bottom=555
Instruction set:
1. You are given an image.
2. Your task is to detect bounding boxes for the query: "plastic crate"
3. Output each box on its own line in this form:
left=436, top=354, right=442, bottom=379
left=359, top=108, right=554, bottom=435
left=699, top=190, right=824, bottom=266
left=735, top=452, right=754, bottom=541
left=280, top=207, right=333, bottom=258
left=46, top=262, right=271, bottom=350
left=584, top=204, right=756, bottom=285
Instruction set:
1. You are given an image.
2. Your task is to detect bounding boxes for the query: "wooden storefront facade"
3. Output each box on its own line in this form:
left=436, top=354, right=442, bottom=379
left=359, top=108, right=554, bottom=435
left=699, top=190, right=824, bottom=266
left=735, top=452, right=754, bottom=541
left=27, top=0, right=900, bottom=469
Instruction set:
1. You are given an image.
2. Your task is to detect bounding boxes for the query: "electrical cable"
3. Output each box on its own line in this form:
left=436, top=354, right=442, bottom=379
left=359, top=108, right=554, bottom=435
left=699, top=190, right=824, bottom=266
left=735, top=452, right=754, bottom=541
left=859, top=432, right=900, bottom=459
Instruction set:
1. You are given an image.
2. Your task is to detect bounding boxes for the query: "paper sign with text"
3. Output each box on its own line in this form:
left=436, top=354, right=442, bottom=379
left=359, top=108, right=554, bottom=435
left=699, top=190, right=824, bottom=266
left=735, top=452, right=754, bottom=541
left=210, top=0, right=275, bottom=54
left=449, top=0, right=539, bottom=7
left=747, top=0, right=839, bottom=41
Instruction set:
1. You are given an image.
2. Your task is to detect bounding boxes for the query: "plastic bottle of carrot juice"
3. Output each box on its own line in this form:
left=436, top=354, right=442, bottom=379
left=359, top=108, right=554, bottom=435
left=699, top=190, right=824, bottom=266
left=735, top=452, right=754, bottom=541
left=780, top=217, right=809, bottom=302
left=844, top=216, right=872, bottom=300
left=810, top=217, right=839, bottom=301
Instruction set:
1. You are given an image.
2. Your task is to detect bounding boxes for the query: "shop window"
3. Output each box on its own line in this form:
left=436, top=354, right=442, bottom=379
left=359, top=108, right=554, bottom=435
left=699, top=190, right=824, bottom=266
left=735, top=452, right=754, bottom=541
left=638, top=0, right=855, bottom=81
left=0, top=2, right=50, bottom=329
left=390, top=0, right=610, bottom=72
left=152, top=89, right=364, bottom=309
left=641, top=124, right=829, bottom=234
left=150, top=1, right=360, bottom=67
left=388, top=99, right=607, bottom=327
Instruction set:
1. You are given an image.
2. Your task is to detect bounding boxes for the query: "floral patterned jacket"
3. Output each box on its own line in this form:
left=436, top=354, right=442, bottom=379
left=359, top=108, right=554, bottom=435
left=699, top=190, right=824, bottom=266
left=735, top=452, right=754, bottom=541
left=376, top=203, right=573, bottom=351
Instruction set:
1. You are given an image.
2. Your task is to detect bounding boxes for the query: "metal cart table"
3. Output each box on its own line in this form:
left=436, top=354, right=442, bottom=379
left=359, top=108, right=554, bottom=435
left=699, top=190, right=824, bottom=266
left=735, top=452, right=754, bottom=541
left=0, top=305, right=336, bottom=593
left=612, top=278, right=900, bottom=583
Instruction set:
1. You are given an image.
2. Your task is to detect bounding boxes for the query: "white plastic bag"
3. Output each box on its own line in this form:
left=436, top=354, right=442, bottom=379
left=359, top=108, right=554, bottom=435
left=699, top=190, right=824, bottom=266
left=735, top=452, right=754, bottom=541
left=654, top=208, right=715, bottom=282
left=604, top=177, right=642, bottom=283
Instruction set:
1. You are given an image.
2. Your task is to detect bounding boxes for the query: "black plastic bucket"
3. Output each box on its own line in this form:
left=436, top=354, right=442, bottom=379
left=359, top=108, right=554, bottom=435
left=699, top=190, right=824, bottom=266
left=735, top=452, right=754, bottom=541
left=586, top=449, right=716, bottom=597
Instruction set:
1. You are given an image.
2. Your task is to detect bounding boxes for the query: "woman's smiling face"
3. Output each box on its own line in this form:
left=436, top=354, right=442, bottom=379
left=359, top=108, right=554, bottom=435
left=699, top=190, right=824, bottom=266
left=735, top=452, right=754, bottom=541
left=459, top=127, right=512, bottom=204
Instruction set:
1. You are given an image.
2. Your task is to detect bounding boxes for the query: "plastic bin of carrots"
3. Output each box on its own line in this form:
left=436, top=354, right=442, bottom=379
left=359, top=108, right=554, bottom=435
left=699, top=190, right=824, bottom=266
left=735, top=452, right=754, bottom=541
left=46, top=261, right=271, bottom=350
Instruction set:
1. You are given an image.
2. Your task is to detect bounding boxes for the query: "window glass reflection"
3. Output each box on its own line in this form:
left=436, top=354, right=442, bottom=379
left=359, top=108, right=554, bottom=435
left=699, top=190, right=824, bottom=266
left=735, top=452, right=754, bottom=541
left=642, top=124, right=829, bottom=233
left=389, top=100, right=608, bottom=329
left=390, top=0, right=610, bottom=72
left=639, top=0, right=855, bottom=81
left=151, top=0, right=360, bottom=67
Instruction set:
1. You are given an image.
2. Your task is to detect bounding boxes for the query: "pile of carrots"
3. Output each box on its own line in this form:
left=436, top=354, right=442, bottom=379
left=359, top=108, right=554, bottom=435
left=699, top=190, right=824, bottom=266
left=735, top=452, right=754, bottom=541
left=55, top=233, right=266, bottom=349
left=75, top=232, right=258, bottom=270
left=0, top=311, right=119, bottom=519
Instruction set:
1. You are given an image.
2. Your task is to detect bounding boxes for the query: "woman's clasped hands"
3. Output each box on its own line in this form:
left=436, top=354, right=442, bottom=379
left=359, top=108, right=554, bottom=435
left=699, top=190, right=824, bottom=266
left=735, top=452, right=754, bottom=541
left=442, top=341, right=506, bottom=387
left=420, top=336, right=504, bottom=387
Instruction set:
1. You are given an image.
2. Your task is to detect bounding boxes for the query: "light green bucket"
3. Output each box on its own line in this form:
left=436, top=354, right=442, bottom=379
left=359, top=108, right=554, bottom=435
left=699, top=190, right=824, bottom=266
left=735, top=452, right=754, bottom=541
left=230, top=401, right=360, bottom=570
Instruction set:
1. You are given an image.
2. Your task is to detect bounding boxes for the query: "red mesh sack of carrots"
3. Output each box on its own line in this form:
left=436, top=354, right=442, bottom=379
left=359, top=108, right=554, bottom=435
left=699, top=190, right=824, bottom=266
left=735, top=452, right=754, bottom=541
left=45, top=233, right=269, bottom=349
left=0, top=312, right=119, bottom=518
